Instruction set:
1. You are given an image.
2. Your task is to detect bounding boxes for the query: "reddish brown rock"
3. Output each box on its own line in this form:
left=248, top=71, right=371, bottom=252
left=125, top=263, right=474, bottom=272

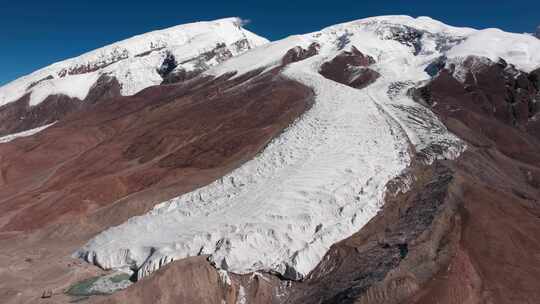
left=319, top=46, right=380, bottom=89
left=1, top=47, right=540, bottom=304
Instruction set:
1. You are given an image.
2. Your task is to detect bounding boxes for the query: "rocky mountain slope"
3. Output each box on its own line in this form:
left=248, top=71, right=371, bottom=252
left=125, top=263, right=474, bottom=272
left=0, top=15, right=539, bottom=304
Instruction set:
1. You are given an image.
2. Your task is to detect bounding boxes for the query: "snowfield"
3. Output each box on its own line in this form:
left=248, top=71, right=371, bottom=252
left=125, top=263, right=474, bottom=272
left=74, top=16, right=483, bottom=280
left=0, top=17, right=267, bottom=107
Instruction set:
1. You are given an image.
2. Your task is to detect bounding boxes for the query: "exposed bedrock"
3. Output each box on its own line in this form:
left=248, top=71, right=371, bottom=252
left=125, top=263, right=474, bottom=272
left=319, top=46, right=380, bottom=89
left=409, top=57, right=540, bottom=163
left=281, top=43, right=320, bottom=65
left=162, top=40, right=252, bottom=84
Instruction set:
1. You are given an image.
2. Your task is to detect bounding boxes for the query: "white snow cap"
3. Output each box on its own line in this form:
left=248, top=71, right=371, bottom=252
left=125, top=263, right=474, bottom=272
left=209, top=15, right=540, bottom=79
left=0, top=17, right=268, bottom=107
left=447, top=28, right=540, bottom=72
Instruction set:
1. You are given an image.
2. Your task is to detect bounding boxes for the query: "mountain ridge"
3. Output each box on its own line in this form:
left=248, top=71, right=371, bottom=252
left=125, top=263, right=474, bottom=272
left=0, top=17, right=267, bottom=107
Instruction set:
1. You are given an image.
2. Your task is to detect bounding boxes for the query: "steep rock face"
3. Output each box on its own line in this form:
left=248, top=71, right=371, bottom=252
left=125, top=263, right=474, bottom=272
left=319, top=46, right=380, bottom=89
left=281, top=43, right=320, bottom=65
left=403, top=59, right=540, bottom=304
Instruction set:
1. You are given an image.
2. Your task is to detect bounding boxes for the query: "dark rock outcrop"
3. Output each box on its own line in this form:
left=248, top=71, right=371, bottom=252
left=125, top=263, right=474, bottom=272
left=281, top=43, right=320, bottom=65
left=319, top=46, right=380, bottom=89
left=377, top=25, right=424, bottom=55
left=156, top=52, right=178, bottom=78
left=163, top=42, right=247, bottom=84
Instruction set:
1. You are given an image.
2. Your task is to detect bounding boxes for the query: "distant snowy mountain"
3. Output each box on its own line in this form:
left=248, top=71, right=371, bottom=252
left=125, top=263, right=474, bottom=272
left=0, top=17, right=267, bottom=108
left=535, top=25, right=540, bottom=38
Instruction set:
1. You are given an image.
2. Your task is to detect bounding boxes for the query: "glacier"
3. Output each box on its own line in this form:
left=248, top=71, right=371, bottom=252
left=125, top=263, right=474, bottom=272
left=0, top=17, right=268, bottom=107
left=74, top=15, right=484, bottom=280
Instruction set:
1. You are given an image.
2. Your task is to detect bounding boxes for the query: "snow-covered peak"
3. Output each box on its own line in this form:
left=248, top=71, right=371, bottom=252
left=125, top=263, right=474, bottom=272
left=209, top=15, right=540, bottom=79
left=447, top=28, right=540, bottom=72
left=0, top=17, right=268, bottom=107
left=340, top=15, right=475, bottom=36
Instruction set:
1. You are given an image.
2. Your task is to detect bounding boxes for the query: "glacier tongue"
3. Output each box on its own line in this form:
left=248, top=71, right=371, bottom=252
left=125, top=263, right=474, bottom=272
left=76, top=53, right=413, bottom=280
left=75, top=15, right=482, bottom=281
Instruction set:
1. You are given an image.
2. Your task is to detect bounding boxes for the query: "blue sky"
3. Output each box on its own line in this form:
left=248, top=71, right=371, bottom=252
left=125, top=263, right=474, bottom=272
left=1, top=0, right=538, bottom=85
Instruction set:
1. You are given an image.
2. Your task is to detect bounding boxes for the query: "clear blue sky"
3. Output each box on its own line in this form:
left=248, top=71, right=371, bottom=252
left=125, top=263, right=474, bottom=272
left=1, top=0, right=538, bottom=85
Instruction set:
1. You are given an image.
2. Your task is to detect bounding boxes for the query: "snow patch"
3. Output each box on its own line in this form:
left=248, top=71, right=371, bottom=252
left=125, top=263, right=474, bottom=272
left=0, top=122, right=56, bottom=144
